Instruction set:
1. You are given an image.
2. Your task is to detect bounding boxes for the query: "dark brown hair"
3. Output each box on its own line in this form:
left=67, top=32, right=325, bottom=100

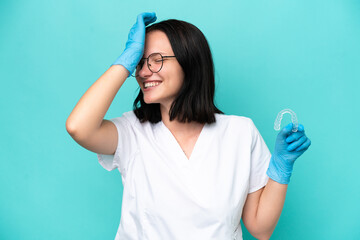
left=133, top=19, right=223, bottom=124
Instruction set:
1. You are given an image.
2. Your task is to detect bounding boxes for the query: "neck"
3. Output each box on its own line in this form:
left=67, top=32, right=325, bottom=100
left=160, top=104, right=204, bottom=135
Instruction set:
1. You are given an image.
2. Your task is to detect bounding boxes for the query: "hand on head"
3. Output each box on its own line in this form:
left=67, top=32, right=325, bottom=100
left=112, top=12, right=157, bottom=76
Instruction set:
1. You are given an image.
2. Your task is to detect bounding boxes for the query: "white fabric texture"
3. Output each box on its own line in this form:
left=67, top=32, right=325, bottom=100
left=97, top=111, right=272, bottom=240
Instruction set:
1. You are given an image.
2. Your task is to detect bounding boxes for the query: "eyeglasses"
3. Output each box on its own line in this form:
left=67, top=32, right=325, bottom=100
left=131, top=52, right=176, bottom=77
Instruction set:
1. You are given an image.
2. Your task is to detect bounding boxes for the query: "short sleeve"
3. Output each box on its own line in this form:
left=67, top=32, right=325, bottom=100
left=248, top=119, right=272, bottom=193
left=97, top=112, right=137, bottom=178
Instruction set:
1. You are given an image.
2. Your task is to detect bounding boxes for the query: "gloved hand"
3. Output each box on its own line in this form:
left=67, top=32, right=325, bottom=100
left=266, top=123, right=311, bottom=184
left=111, top=12, right=157, bottom=76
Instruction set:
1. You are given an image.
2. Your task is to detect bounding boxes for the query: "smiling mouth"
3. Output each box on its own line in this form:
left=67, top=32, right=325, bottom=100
left=144, top=81, right=162, bottom=89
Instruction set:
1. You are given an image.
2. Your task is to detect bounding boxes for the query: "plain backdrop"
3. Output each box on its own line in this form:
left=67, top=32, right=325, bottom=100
left=1, top=0, right=360, bottom=239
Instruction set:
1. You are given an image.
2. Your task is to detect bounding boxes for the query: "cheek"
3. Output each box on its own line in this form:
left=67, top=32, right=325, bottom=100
left=171, top=77, right=184, bottom=91
left=159, top=64, right=185, bottom=89
left=169, top=66, right=184, bottom=87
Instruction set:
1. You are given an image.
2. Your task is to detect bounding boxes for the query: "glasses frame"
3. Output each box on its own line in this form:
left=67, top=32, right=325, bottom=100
left=131, top=52, right=176, bottom=77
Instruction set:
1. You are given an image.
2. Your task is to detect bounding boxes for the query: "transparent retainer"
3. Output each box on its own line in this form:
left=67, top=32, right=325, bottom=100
left=274, top=108, right=298, bottom=132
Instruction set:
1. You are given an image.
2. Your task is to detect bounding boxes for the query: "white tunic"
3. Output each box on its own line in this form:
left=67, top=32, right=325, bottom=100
left=97, top=110, right=271, bottom=240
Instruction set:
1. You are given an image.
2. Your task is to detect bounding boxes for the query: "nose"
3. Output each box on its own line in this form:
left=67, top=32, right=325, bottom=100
left=137, top=61, right=153, bottom=78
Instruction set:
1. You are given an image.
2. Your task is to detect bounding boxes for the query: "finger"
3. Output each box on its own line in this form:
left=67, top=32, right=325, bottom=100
left=287, top=135, right=307, bottom=151
left=286, top=135, right=295, bottom=143
left=295, top=138, right=311, bottom=152
left=140, top=12, right=157, bottom=26
left=286, top=131, right=306, bottom=143
left=297, top=124, right=305, bottom=132
left=136, top=12, right=152, bottom=27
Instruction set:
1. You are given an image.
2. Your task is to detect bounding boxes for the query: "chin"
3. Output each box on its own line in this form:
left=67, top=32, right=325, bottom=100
left=143, top=96, right=159, bottom=104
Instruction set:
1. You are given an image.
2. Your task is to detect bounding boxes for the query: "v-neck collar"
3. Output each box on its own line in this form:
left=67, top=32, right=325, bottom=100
left=159, top=121, right=209, bottom=164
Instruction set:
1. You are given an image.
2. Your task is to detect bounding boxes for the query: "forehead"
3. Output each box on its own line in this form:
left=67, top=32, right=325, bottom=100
left=144, top=30, right=174, bottom=57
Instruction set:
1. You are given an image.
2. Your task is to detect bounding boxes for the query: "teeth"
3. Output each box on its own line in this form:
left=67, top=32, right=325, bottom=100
left=144, top=82, right=161, bottom=88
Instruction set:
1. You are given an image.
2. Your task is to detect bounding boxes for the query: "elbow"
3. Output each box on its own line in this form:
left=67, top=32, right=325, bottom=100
left=65, top=119, right=77, bottom=136
left=250, top=229, right=273, bottom=240
left=246, top=223, right=273, bottom=240
left=249, top=232, right=271, bottom=240
left=257, top=233, right=272, bottom=240
left=65, top=119, right=95, bottom=144
left=244, top=215, right=275, bottom=239
left=65, top=119, right=85, bottom=140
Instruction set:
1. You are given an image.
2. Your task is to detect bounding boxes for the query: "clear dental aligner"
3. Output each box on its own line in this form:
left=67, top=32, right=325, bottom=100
left=274, top=108, right=298, bottom=132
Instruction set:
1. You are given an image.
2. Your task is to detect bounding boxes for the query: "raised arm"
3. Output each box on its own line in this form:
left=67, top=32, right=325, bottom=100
left=65, top=65, right=128, bottom=154
left=66, top=12, right=157, bottom=154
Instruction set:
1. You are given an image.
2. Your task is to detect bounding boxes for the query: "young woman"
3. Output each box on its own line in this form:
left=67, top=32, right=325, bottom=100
left=66, top=12, right=311, bottom=240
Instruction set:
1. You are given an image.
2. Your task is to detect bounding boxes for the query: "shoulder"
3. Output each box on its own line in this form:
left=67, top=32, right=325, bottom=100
left=114, top=110, right=157, bottom=132
left=107, top=110, right=139, bottom=129
left=122, top=110, right=138, bottom=124
left=214, top=113, right=254, bottom=129
left=211, top=113, right=257, bottom=139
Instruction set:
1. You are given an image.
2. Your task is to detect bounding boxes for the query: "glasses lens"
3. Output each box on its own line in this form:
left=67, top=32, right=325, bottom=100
left=132, top=53, right=164, bottom=77
left=148, top=53, right=163, bottom=73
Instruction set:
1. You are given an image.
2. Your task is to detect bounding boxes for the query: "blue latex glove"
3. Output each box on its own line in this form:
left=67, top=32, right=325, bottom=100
left=111, top=12, right=157, bottom=76
left=266, top=123, right=312, bottom=184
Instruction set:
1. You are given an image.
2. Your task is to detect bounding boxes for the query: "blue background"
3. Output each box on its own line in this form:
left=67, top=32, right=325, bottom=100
left=1, top=0, right=359, bottom=239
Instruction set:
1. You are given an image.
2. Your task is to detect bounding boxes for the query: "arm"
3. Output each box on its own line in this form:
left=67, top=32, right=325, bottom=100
left=242, top=123, right=311, bottom=239
left=66, top=12, right=157, bottom=140
left=66, top=65, right=128, bottom=139
left=242, top=179, right=288, bottom=240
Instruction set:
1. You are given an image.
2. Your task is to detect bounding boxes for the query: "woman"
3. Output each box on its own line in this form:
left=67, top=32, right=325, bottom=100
left=66, top=12, right=311, bottom=240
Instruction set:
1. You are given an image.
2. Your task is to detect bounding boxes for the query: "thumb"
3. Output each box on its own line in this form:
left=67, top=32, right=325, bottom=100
left=280, top=123, right=294, bottom=137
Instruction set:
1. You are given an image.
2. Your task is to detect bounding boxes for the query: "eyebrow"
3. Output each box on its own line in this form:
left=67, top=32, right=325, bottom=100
left=143, top=52, right=169, bottom=58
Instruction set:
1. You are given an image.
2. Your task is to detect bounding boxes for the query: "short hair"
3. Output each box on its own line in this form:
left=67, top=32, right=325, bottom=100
left=133, top=19, right=223, bottom=124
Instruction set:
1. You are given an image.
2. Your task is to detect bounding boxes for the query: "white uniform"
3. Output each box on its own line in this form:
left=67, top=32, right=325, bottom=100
left=97, top=110, right=272, bottom=240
